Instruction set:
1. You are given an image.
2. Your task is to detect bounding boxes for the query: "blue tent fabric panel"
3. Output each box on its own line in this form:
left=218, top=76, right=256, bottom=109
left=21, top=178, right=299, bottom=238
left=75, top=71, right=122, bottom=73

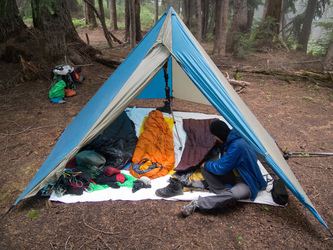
left=170, top=9, right=266, bottom=155
left=136, top=57, right=172, bottom=99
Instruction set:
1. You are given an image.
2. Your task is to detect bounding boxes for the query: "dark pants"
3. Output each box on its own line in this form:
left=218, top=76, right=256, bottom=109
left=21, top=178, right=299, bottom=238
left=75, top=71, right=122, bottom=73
left=197, top=168, right=251, bottom=211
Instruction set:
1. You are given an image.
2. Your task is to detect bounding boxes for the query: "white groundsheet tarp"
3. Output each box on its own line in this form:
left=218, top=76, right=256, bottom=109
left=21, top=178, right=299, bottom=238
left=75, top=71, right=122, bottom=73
left=50, top=108, right=278, bottom=206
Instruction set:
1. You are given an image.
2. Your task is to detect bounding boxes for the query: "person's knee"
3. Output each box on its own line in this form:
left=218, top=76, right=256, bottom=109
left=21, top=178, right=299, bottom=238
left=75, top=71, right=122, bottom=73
left=230, top=183, right=251, bottom=200
left=201, top=167, right=209, bottom=177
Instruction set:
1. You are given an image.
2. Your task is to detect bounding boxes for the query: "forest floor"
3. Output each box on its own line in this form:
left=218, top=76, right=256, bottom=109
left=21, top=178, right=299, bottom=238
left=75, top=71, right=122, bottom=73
left=0, top=27, right=332, bottom=249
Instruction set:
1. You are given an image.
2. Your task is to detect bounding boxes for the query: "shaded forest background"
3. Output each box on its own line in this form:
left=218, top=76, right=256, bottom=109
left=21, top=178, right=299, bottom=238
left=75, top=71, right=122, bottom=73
left=1, top=0, right=332, bottom=73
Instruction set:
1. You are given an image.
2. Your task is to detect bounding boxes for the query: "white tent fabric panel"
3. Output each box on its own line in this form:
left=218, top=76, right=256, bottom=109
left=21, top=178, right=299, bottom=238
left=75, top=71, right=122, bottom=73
left=172, top=57, right=212, bottom=106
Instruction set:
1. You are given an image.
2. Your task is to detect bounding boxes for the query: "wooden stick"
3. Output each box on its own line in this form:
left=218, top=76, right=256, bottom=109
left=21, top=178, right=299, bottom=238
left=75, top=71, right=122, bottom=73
left=225, top=72, right=251, bottom=87
left=82, top=214, right=119, bottom=235
left=1, top=125, right=55, bottom=136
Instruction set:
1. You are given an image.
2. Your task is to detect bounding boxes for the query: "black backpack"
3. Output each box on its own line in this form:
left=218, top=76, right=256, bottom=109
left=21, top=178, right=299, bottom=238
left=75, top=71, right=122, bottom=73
left=271, top=179, right=289, bottom=206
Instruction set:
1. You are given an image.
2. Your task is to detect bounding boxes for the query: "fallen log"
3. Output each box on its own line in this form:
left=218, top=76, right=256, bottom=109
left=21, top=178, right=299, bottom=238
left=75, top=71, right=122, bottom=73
left=226, top=72, right=251, bottom=86
left=95, top=55, right=124, bottom=68
left=225, top=72, right=251, bottom=93
left=239, top=68, right=331, bottom=82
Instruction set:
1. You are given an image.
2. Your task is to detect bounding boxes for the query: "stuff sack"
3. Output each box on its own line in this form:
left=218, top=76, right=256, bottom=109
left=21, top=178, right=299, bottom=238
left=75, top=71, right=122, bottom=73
left=130, top=158, right=163, bottom=179
left=76, top=150, right=106, bottom=178
left=49, top=80, right=66, bottom=99
left=271, top=179, right=289, bottom=206
left=65, top=88, right=77, bottom=97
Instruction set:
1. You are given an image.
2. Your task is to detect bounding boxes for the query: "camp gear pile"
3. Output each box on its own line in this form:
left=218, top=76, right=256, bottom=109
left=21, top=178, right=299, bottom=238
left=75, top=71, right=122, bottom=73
left=49, top=64, right=84, bottom=103
left=48, top=108, right=279, bottom=208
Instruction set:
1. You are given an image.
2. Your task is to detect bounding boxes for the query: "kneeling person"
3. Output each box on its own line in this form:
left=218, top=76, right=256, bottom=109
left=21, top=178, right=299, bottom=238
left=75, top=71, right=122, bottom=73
left=181, top=120, right=267, bottom=217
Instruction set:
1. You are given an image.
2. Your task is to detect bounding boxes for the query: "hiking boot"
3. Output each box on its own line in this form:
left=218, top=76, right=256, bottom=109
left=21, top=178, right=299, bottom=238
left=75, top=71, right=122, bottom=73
left=181, top=200, right=198, bottom=217
left=155, top=178, right=183, bottom=197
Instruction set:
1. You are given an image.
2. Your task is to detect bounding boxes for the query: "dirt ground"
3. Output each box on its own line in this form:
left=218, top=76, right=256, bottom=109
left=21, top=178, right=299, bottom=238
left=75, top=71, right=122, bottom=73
left=0, top=27, right=332, bottom=249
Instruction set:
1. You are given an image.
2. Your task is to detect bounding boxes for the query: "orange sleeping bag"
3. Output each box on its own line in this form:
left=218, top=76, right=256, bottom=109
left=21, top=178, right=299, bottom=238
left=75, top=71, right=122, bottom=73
left=130, top=110, right=175, bottom=179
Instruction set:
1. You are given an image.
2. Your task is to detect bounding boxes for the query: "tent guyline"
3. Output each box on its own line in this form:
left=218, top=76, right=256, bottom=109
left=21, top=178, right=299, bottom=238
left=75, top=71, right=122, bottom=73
left=7, top=7, right=330, bottom=233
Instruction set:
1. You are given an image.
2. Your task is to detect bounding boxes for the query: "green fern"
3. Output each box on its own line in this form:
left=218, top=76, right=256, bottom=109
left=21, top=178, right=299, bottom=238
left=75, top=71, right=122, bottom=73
left=28, top=209, right=39, bottom=220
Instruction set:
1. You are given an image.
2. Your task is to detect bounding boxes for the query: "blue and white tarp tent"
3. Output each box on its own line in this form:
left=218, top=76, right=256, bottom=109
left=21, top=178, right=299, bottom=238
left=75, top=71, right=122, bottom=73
left=14, top=8, right=328, bottom=229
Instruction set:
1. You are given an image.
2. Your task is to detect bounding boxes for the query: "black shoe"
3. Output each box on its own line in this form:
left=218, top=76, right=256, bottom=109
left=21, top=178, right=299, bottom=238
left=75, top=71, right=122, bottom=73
left=155, top=177, right=183, bottom=197
left=181, top=200, right=198, bottom=217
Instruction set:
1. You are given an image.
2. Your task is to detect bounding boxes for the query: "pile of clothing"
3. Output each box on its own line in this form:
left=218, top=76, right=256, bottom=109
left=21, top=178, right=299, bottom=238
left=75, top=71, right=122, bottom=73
left=44, top=149, right=151, bottom=197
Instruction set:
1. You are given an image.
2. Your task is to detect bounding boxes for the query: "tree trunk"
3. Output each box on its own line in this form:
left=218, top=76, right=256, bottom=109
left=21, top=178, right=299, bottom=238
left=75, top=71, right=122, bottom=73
left=280, top=9, right=286, bottom=41
left=297, top=0, right=317, bottom=53
left=212, top=1, right=219, bottom=37
left=226, top=0, right=248, bottom=54
left=129, top=0, right=136, bottom=48
left=124, top=0, right=130, bottom=42
left=0, top=0, right=27, bottom=43
left=208, top=1, right=216, bottom=34
left=31, top=0, right=43, bottom=30
left=245, top=6, right=255, bottom=33
left=67, top=0, right=80, bottom=18
left=154, top=0, right=158, bottom=24
left=161, top=0, right=167, bottom=13
left=85, top=0, right=98, bottom=28
left=173, top=0, right=181, bottom=13
left=324, top=40, right=333, bottom=72
left=212, top=0, right=228, bottom=56
left=262, top=0, right=269, bottom=19
left=135, top=0, right=142, bottom=41
left=110, top=0, right=118, bottom=31
left=84, top=0, right=121, bottom=47
left=202, top=0, right=209, bottom=37
left=97, top=0, right=113, bottom=48
left=183, top=0, right=190, bottom=28
left=262, top=0, right=283, bottom=39
left=32, top=0, right=98, bottom=62
left=196, top=0, right=202, bottom=42
left=33, top=2, right=68, bottom=60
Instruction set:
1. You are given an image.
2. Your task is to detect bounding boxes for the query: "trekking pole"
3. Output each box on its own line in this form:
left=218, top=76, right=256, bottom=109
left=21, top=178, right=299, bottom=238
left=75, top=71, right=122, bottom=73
left=283, top=151, right=333, bottom=160
left=162, top=60, right=182, bottom=150
left=169, top=101, right=183, bottom=150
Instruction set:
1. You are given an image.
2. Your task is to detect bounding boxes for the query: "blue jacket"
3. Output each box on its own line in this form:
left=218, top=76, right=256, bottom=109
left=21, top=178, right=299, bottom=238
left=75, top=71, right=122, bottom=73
left=204, top=129, right=267, bottom=200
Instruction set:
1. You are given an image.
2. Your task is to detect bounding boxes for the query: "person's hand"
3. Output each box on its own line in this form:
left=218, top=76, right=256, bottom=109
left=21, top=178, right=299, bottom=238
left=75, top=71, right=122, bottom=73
left=200, top=162, right=206, bottom=168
